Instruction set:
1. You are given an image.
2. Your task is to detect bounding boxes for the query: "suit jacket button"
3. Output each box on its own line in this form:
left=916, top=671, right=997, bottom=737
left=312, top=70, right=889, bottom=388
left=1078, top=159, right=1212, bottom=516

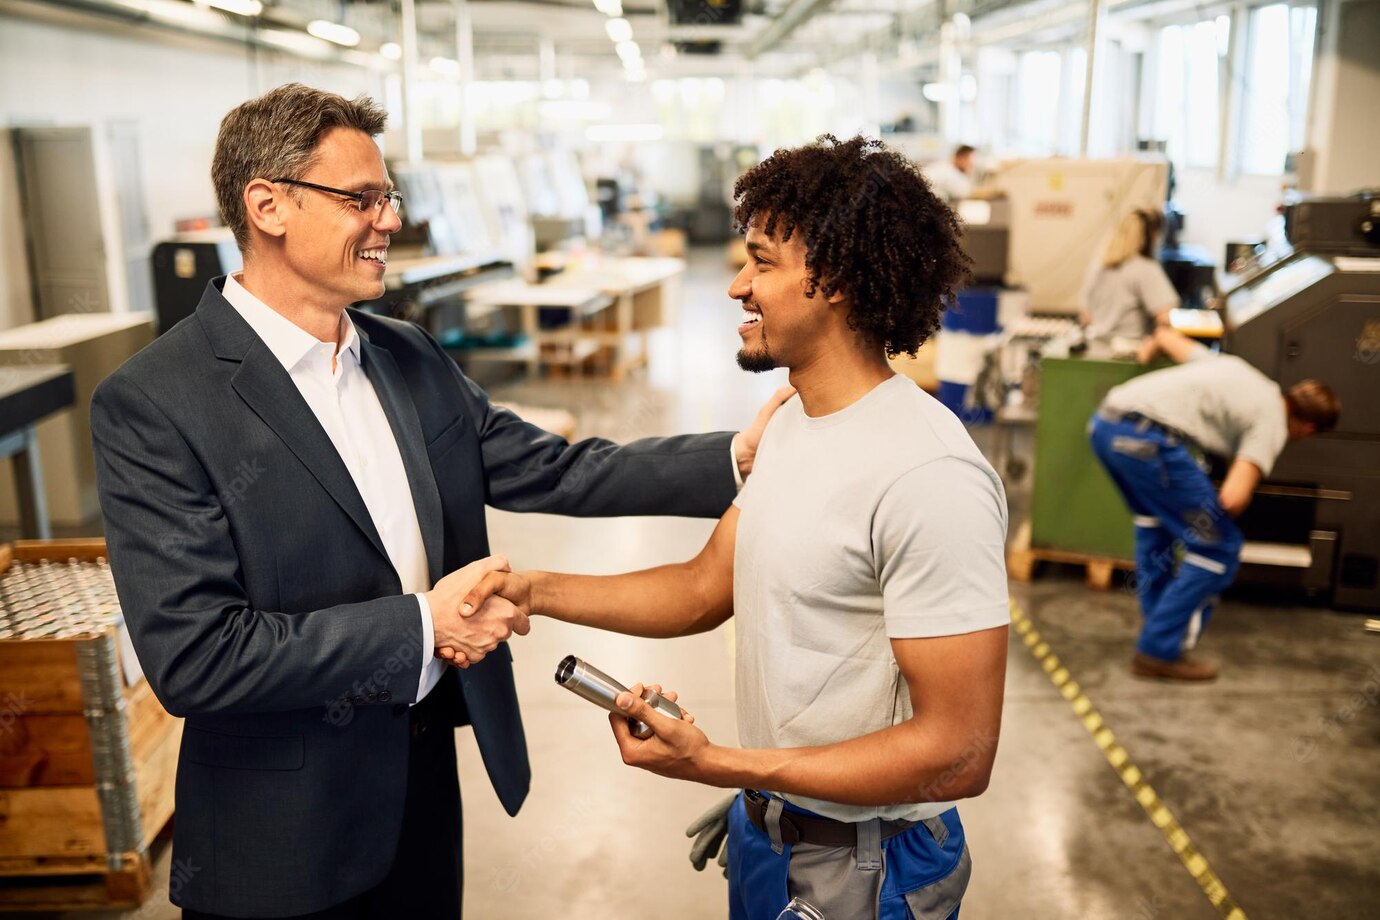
left=366, top=691, right=379, bottom=703
left=379, top=690, right=392, bottom=702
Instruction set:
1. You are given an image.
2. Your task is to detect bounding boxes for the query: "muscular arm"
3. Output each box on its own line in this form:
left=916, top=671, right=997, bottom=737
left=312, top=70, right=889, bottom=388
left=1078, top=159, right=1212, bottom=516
left=614, top=624, right=1009, bottom=804
left=1218, top=457, right=1262, bottom=517
left=467, top=507, right=739, bottom=640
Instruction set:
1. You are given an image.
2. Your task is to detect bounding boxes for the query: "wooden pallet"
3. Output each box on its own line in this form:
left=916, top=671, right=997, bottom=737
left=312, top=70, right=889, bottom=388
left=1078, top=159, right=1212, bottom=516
left=0, top=539, right=181, bottom=912
left=1007, top=522, right=1135, bottom=590
left=0, top=843, right=158, bottom=913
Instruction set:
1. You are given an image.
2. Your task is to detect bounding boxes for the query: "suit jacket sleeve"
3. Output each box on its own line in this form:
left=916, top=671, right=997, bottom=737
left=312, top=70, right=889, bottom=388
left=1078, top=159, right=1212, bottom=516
left=91, top=373, right=424, bottom=718
left=424, top=330, right=738, bottom=518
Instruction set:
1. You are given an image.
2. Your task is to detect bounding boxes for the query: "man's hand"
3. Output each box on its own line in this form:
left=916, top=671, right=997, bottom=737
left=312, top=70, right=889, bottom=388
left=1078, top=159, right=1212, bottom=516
left=735, top=386, right=796, bottom=481
left=609, top=682, right=714, bottom=782
left=1218, top=457, right=1263, bottom=518
left=426, top=556, right=530, bottom=667
left=460, top=570, right=534, bottom=624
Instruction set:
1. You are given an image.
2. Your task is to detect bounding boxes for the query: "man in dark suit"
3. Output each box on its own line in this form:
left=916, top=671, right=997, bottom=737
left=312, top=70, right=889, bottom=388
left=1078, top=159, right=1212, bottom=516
left=91, top=83, right=785, bottom=920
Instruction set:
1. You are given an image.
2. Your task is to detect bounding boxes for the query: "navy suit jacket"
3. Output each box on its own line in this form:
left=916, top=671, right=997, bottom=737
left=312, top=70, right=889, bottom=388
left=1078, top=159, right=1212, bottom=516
left=90, top=278, right=736, bottom=916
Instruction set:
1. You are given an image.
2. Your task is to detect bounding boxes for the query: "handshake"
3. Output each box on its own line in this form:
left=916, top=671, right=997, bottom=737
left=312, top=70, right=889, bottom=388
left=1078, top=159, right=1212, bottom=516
left=423, top=555, right=531, bottom=668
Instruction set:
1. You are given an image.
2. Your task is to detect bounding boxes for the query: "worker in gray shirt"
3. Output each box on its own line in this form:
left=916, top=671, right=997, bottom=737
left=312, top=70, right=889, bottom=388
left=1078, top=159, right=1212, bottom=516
left=1088, top=326, right=1340, bottom=680
left=1082, top=208, right=1180, bottom=346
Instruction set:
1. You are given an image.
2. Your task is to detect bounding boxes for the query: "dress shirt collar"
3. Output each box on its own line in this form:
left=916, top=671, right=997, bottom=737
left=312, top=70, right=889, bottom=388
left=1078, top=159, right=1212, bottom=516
left=223, top=272, right=361, bottom=373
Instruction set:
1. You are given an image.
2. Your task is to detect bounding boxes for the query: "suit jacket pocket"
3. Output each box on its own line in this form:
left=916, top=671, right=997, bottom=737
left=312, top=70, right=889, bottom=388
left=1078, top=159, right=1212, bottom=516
left=183, top=727, right=305, bottom=771
left=426, top=415, right=472, bottom=457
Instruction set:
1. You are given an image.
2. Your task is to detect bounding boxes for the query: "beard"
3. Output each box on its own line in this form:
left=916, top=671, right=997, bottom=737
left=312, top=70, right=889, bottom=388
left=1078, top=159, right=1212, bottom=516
left=736, top=340, right=778, bottom=373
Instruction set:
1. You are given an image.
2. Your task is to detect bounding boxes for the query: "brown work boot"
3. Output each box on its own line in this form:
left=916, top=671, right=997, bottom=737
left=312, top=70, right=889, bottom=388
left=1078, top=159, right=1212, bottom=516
left=1131, top=652, right=1219, bottom=681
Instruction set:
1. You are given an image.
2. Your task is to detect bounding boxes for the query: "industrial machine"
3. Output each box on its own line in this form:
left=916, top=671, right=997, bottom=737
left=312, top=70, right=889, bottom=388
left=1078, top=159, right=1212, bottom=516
left=150, top=229, right=242, bottom=332
left=998, top=157, right=1169, bottom=312
left=1225, top=192, right=1380, bottom=610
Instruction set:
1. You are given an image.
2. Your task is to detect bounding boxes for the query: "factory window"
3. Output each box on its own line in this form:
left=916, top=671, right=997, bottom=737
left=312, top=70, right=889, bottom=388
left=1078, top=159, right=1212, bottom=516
left=1149, top=17, right=1226, bottom=169
left=1238, top=2, right=1317, bottom=175
left=1011, top=50, right=1062, bottom=156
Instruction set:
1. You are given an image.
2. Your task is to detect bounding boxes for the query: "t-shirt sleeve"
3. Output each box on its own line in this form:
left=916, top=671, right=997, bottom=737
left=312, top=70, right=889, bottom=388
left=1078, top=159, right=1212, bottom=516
left=1136, top=259, right=1181, bottom=316
left=1236, top=408, right=1288, bottom=477
left=873, top=457, right=1011, bottom=639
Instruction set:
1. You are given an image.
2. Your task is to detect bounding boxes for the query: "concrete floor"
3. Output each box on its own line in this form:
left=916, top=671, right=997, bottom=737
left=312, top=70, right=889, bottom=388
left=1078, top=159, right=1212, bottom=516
left=18, top=249, right=1380, bottom=919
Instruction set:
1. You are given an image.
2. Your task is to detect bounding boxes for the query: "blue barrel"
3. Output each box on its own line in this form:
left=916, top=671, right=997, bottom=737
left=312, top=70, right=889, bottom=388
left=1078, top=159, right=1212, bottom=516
left=940, top=287, right=1001, bottom=335
left=937, top=380, right=994, bottom=425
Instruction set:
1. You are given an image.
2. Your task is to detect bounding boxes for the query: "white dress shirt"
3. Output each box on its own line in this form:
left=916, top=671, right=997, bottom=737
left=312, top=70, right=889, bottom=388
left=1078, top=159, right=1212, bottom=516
left=223, top=273, right=444, bottom=704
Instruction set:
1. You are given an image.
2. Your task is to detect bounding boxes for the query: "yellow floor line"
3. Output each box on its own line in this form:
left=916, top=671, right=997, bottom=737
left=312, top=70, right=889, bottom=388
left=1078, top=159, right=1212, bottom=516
left=1009, top=598, right=1249, bottom=920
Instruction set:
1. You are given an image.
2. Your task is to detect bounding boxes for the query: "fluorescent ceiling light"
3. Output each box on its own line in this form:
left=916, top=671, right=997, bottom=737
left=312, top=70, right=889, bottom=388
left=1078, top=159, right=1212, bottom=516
left=430, top=56, right=461, bottom=76
left=586, top=124, right=663, bottom=142
left=379, top=42, right=402, bottom=60
left=259, top=28, right=333, bottom=57
left=922, top=83, right=952, bottom=102
left=593, top=0, right=623, bottom=15
left=307, top=20, right=361, bottom=47
left=616, top=40, right=641, bottom=62
left=538, top=100, right=613, bottom=119
left=605, top=17, right=633, bottom=43
left=146, top=0, right=224, bottom=29
left=197, top=0, right=262, bottom=15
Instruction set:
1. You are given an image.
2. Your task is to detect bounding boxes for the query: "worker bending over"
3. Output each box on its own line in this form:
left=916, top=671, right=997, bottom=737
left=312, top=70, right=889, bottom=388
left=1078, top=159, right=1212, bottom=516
left=1089, top=326, right=1339, bottom=680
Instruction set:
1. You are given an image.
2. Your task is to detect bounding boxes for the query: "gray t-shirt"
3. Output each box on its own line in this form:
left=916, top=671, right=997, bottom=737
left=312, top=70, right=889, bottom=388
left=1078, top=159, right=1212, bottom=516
left=731, top=375, right=1010, bottom=823
left=1085, top=255, right=1180, bottom=342
left=1101, top=350, right=1289, bottom=475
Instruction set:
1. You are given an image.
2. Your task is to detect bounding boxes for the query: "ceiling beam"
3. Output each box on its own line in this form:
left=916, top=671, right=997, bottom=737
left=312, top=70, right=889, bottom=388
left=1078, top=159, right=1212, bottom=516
left=745, top=0, right=836, bottom=59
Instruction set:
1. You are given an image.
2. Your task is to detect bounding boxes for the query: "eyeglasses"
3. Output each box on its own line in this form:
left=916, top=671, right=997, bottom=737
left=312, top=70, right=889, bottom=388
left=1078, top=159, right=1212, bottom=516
left=272, top=178, right=403, bottom=219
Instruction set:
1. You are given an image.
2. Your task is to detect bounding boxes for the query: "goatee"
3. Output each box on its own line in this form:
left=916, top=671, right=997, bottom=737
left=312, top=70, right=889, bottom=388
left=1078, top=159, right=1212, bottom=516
left=736, top=347, right=778, bottom=373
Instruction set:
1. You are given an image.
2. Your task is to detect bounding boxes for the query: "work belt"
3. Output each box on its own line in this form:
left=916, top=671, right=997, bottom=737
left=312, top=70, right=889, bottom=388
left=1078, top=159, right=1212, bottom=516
left=1096, top=409, right=1199, bottom=450
left=743, top=789, right=916, bottom=851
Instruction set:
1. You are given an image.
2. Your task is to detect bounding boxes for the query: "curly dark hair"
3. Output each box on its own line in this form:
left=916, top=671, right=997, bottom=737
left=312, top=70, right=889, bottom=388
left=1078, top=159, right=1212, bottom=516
left=733, top=135, right=970, bottom=357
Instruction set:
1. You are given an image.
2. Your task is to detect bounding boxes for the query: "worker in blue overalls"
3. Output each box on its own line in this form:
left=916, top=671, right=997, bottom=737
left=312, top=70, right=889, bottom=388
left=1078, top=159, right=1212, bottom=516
left=1090, top=326, right=1340, bottom=680
left=458, top=136, right=1010, bottom=919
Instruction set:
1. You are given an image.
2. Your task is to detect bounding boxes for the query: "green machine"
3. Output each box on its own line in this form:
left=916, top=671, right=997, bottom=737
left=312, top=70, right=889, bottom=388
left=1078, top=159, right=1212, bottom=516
left=1030, top=357, right=1163, bottom=559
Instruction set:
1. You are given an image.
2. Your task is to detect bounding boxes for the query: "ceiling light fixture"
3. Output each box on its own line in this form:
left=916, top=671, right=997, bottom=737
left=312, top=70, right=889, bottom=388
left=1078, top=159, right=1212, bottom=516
left=605, top=17, right=632, bottom=43
left=198, top=0, right=262, bottom=16
left=307, top=20, right=361, bottom=47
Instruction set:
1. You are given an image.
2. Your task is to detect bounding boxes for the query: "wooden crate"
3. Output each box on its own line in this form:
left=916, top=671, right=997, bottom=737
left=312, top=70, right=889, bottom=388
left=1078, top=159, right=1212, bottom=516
left=0, top=539, right=181, bottom=912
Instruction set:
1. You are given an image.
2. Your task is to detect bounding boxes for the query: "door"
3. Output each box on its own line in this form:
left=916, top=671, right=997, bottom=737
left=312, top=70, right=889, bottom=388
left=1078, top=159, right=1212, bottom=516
left=15, top=126, right=110, bottom=318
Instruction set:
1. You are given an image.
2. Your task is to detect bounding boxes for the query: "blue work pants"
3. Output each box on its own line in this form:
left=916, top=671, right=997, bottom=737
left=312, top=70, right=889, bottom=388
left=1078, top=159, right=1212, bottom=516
left=1089, top=414, right=1243, bottom=661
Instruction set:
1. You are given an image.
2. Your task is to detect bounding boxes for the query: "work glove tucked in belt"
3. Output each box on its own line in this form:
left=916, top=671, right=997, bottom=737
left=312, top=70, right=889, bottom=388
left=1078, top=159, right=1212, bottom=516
left=687, top=793, right=737, bottom=876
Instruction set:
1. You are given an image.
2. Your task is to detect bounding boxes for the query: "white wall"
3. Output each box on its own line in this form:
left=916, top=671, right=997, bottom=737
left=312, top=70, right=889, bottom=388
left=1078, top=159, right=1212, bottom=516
left=1307, top=0, right=1380, bottom=194
left=1173, top=168, right=1285, bottom=268
left=0, top=12, right=383, bottom=326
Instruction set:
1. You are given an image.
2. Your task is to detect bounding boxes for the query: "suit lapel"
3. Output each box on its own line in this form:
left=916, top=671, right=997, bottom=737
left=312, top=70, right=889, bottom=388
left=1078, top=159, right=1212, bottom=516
left=230, top=343, right=392, bottom=566
left=359, top=338, right=445, bottom=586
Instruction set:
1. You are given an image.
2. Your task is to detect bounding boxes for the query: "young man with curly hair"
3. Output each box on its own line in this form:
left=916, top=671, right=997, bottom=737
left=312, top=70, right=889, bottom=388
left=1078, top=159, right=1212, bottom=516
left=459, top=135, right=1009, bottom=919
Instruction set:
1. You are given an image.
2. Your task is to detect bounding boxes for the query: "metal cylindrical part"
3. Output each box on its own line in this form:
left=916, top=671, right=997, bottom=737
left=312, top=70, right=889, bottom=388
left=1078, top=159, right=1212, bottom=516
left=555, top=655, right=683, bottom=739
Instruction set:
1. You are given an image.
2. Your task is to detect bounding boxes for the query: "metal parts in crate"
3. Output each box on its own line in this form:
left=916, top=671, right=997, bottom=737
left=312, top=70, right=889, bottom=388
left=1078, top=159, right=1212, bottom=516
left=0, top=540, right=179, bottom=912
